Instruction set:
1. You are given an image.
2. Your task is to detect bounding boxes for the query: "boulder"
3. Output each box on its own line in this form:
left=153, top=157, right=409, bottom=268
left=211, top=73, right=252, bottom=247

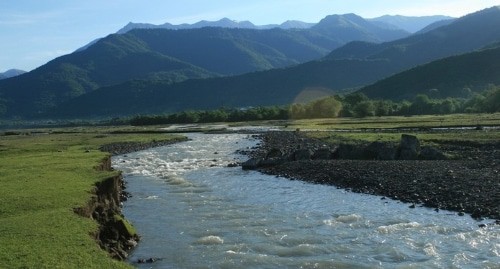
left=266, top=148, right=285, bottom=159
left=397, top=134, right=421, bottom=160
left=334, top=144, right=365, bottom=159
left=242, top=158, right=262, bottom=170
left=293, top=149, right=313, bottom=161
left=419, top=146, right=448, bottom=160
left=312, top=147, right=333, bottom=160
left=260, top=157, right=286, bottom=167
left=363, top=142, right=397, bottom=160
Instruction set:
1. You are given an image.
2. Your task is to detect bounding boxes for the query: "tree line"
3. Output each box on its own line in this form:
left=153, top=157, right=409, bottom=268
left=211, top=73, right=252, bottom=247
left=130, top=85, right=500, bottom=125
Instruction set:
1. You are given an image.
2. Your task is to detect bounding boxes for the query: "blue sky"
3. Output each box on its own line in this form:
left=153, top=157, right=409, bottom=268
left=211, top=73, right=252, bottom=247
left=1, top=0, right=499, bottom=72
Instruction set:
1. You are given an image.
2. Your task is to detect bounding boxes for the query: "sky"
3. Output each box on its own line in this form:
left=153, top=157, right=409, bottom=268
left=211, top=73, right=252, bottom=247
left=1, top=0, right=499, bottom=72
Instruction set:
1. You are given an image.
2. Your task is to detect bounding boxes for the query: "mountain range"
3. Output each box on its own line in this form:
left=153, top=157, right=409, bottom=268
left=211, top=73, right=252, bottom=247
left=117, top=15, right=453, bottom=34
left=1, top=7, right=499, bottom=119
left=367, top=15, right=454, bottom=33
left=45, top=7, right=500, bottom=119
left=0, top=69, right=26, bottom=80
left=0, top=13, right=410, bottom=118
left=117, top=18, right=316, bottom=33
left=358, top=44, right=500, bottom=99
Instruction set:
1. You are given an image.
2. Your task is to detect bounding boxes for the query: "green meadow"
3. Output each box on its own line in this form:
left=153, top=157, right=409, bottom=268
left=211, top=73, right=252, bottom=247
left=0, top=128, right=183, bottom=268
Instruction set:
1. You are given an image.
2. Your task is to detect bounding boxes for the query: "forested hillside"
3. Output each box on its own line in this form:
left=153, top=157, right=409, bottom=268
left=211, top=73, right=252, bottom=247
left=0, top=14, right=408, bottom=118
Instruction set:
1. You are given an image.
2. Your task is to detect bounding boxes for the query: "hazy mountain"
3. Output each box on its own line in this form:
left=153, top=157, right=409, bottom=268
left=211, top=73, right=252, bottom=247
left=369, top=15, right=454, bottom=33
left=415, top=19, right=456, bottom=34
left=117, top=18, right=316, bottom=34
left=118, top=18, right=257, bottom=33
left=325, top=6, right=500, bottom=68
left=0, top=69, right=26, bottom=80
left=310, top=13, right=409, bottom=43
left=358, top=45, right=500, bottom=100
left=43, top=7, right=500, bottom=119
left=117, top=14, right=452, bottom=34
left=0, top=13, right=411, bottom=118
left=279, top=20, right=315, bottom=29
left=80, top=19, right=315, bottom=52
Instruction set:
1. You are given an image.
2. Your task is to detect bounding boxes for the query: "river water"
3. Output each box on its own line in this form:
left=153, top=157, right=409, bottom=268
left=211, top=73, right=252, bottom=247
left=114, top=133, right=499, bottom=268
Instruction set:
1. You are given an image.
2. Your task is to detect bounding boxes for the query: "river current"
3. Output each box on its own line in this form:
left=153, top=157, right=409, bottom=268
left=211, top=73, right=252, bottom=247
left=114, top=133, right=499, bottom=268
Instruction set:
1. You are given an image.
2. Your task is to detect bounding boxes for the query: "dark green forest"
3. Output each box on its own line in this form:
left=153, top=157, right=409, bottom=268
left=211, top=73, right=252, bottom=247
left=129, top=85, right=500, bottom=125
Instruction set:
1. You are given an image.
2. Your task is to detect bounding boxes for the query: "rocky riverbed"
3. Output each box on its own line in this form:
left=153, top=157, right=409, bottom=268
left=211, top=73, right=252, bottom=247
left=245, top=131, right=500, bottom=221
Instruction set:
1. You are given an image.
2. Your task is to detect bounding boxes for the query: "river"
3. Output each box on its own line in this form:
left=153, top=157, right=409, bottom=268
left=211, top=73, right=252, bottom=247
left=113, top=133, right=499, bottom=268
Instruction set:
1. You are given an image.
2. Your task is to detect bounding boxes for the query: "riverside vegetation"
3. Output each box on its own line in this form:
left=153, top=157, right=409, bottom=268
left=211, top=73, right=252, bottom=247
left=0, top=127, right=185, bottom=268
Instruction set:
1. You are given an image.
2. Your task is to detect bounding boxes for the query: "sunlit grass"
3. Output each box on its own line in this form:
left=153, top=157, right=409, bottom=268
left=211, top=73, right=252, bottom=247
left=0, top=128, right=184, bottom=268
left=283, top=113, right=500, bottom=130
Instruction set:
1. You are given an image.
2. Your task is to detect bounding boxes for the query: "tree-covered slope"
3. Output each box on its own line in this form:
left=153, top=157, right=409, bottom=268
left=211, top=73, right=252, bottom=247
left=0, top=13, right=409, bottom=119
left=358, top=45, right=500, bottom=100
left=44, top=59, right=396, bottom=118
left=326, top=6, right=500, bottom=68
left=44, top=7, right=500, bottom=119
left=0, top=34, right=214, bottom=117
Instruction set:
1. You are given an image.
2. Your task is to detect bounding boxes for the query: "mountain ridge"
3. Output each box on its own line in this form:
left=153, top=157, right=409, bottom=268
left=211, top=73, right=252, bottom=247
left=117, top=14, right=452, bottom=34
left=43, top=7, right=500, bottom=119
left=0, top=69, right=26, bottom=80
left=368, top=15, right=454, bottom=33
left=358, top=45, right=500, bottom=100
left=0, top=13, right=411, bottom=118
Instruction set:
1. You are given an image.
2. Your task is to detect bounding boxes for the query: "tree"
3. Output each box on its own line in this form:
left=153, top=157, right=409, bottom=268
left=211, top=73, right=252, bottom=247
left=481, top=86, right=500, bottom=112
left=309, top=97, right=343, bottom=118
left=353, top=101, right=375, bottom=117
left=289, top=103, right=307, bottom=119
left=373, top=100, right=393, bottom=116
left=410, top=94, right=432, bottom=115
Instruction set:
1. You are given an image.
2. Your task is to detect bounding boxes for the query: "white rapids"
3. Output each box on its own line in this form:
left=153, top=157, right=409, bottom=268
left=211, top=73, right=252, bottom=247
left=114, top=133, right=499, bottom=269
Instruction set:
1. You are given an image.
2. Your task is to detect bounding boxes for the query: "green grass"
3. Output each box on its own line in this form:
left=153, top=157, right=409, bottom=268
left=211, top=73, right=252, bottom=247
left=0, top=128, right=184, bottom=269
left=306, top=129, right=500, bottom=146
left=282, top=113, right=500, bottom=130
left=278, top=113, right=500, bottom=148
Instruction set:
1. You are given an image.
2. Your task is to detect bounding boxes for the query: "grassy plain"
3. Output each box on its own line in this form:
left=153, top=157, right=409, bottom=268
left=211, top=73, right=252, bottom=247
left=280, top=113, right=500, bottom=146
left=0, top=127, right=183, bottom=269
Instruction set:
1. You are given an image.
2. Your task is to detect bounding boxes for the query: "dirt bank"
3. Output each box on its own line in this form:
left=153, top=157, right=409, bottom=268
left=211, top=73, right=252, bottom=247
left=74, top=156, right=138, bottom=260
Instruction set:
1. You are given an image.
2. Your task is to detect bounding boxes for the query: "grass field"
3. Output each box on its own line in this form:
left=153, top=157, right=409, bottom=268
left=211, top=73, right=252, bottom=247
left=277, top=113, right=500, bottom=148
left=281, top=113, right=500, bottom=130
left=0, top=128, right=184, bottom=269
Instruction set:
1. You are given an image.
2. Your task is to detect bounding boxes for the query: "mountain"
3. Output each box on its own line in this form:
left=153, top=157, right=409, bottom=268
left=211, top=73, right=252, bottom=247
left=117, top=18, right=315, bottom=34
left=310, top=14, right=409, bottom=43
left=369, top=15, right=454, bottom=33
left=0, top=69, right=26, bottom=80
left=414, top=18, right=456, bottom=34
left=43, top=7, right=500, bottom=119
left=358, top=45, right=500, bottom=100
left=45, top=58, right=394, bottom=118
left=325, top=7, right=500, bottom=68
left=0, top=14, right=410, bottom=118
left=279, top=20, right=315, bottom=29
